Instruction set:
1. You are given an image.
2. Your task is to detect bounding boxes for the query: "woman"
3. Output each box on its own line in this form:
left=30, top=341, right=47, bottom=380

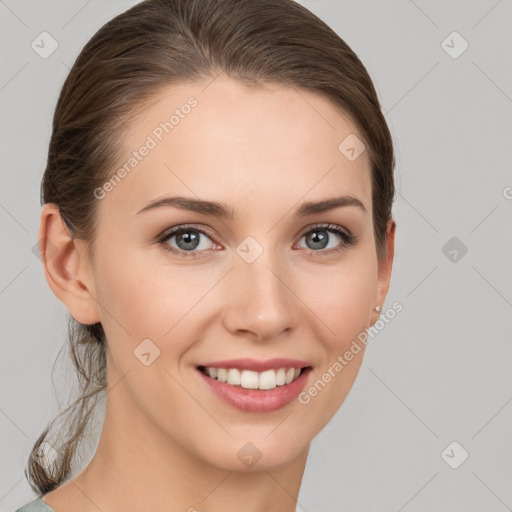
left=17, top=0, right=395, bottom=510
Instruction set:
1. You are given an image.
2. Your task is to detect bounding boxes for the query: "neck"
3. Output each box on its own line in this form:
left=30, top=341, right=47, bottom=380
left=46, top=385, right=310, bottom=512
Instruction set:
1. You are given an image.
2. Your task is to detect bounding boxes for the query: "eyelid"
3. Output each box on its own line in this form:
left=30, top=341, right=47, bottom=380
left=157, top=223, right=216, bottom=241
left=296, top=222, right=352, bottom=239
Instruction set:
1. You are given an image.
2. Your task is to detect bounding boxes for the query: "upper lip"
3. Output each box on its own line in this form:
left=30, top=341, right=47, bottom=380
left=197, top=358, right=312, bottom=372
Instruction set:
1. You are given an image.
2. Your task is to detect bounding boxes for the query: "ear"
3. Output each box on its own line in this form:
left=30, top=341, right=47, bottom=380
left=371, top=219, right=396, bottom=324
left=37, top=203, right=101, bottom=325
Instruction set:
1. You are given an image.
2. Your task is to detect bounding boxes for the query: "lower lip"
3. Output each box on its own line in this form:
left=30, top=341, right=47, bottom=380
left=197, top=367, right=312, bottom=413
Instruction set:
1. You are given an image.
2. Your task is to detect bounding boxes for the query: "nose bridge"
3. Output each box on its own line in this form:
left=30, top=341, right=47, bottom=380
left=222, top=238, right=296, bottom=339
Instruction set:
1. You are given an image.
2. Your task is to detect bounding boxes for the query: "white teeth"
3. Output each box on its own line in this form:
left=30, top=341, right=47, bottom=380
left=240, top=370, right=259, bottom=389
left=227, top=368, right=241, bottom=386
left=258, top=370, right=277, bottom=390
left=276, top=368, right=286, bottom=386
left=202, top=366, right=305, bottom=390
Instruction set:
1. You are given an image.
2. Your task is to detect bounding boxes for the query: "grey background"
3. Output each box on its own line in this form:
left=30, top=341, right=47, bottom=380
left=1, top=1, right=511, bottom=511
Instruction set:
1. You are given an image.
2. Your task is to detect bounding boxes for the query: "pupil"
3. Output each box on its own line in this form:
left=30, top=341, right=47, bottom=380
left=307, top=230, right=328, bottom=250
left=177, top=231, right=200, bottom=250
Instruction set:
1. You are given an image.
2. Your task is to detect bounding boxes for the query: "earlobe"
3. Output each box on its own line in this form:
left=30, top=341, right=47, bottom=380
left=38, top=203, right=101, bottom=325
left=372, top=219, right=396, bottom=320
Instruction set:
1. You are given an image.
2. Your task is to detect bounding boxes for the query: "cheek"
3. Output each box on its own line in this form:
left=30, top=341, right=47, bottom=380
left=292, top=252, right=377, bottom=415
left=93, top=244, right=215, bottom=357
left=295, top=253, right=378, bottom=343
left=332, top=268, right=376, bottom=336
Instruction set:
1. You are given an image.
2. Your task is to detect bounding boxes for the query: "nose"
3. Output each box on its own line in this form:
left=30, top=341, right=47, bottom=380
left=221, top=252, right=296, bottom=341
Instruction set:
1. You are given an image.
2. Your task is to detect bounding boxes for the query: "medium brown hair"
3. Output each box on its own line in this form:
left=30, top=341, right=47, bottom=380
left=28, top=0, right=395, bottom=495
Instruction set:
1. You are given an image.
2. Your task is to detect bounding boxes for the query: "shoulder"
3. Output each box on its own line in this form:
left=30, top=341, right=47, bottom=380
left=14, top=497, right=57, bottom=512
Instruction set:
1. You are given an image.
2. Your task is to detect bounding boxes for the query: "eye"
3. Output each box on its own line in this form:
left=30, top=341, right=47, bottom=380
left=295, top=223, right=357, bottom=255
left=158, top=225, right=219, bottom=258
left=157, top=222, right=357, bottom=259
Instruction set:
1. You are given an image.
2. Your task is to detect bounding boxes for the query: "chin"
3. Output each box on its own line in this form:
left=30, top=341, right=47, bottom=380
left=196, top=432, right=310, bottom=473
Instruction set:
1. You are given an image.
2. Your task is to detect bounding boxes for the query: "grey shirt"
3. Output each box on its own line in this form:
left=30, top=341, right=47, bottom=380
left=14, top=498, right=56, bottom=512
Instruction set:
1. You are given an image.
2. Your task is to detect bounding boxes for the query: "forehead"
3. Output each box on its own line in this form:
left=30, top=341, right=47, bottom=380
left=100, top=76, right=372, bottom=221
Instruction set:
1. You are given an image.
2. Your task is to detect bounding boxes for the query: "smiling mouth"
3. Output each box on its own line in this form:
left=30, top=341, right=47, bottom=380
left=197, top=365, right=311, bottom=391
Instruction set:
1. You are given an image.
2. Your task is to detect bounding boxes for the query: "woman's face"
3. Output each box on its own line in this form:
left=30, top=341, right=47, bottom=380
left=79, top=75, right=393, bottom=471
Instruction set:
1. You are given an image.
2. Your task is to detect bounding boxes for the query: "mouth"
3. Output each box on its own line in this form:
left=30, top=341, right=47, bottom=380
left=195, top=363, right=313, bottom=413
left=197, top=365, right=311, bottom=390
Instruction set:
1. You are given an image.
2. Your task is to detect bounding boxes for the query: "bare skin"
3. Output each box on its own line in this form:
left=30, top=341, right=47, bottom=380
left=39, top=75, right=395, bottom=512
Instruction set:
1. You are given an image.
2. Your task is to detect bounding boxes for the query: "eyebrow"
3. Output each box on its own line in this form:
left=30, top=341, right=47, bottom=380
left=136, top=195, right=367, bottom=218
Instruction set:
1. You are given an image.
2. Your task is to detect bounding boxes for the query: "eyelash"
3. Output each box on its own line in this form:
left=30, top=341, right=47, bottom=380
left=157, top=223, right=357, bottom=259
